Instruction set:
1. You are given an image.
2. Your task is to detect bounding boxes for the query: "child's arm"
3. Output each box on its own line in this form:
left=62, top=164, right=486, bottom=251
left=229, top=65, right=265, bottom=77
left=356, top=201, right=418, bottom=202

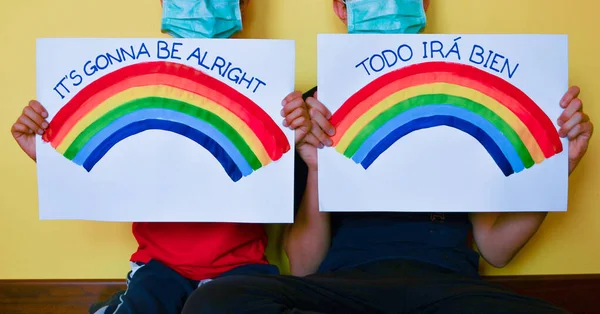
left=284, top=91, right=334, bottom=276
left=469, top=212, right=547, bottom=267
left=285, top=168, right=331, bottom=276
left=470, top=86, right=593, bottom=268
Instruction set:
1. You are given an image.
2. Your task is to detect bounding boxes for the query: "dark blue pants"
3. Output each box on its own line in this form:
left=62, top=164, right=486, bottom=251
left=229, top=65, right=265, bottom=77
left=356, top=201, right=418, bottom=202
left=181, top=258, right=569, bottom=314
left=90, top=259, right=279, bottom=314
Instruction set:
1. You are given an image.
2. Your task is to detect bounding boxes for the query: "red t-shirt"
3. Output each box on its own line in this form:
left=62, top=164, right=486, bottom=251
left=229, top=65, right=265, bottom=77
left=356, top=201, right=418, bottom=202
left=130, top=222, right=269, bottom=280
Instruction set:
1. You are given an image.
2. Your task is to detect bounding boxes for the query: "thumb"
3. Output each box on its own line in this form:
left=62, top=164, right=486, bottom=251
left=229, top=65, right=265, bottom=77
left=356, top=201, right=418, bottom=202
left=11, top=123, right=32, bottom=139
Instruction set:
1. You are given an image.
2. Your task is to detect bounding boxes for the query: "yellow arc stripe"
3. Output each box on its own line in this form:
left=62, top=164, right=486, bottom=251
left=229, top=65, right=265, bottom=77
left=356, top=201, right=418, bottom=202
left=56, top=85, right=271, bottom=166
left=336, top=82, right=545, bottom=164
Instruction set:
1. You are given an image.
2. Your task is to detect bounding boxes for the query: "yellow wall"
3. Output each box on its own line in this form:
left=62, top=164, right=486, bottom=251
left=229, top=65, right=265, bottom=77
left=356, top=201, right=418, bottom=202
left=0, top=0, right=598, bottom=280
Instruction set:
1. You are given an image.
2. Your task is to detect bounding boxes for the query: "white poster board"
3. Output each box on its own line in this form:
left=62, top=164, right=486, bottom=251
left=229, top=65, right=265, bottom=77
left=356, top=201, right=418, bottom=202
left=317, top=34, right=568, bottom=213
left=36, top=38, right=295, bottom=223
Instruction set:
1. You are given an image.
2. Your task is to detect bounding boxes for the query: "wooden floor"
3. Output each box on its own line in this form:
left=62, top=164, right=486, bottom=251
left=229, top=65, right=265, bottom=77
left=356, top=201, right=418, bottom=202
left=0, top=275, right=599, bottom=314
left=0, top=280, right=123, bottom=314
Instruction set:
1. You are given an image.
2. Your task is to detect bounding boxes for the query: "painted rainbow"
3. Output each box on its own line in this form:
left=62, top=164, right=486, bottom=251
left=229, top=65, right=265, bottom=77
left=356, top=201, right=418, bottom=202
left=42, top=61, right=290, bottom=182
left=330, top=61, right=563, bottom=176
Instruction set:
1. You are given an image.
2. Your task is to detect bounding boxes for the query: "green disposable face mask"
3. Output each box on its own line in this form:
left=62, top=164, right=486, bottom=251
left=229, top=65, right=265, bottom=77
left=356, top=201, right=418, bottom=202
left=345, top=0, right=427, bottom=34
left=162, top=0, right=243, bottom=38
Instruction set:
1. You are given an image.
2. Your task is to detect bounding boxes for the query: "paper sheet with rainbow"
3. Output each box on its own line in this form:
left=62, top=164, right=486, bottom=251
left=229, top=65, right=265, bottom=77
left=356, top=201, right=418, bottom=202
left=330, top=61, right=563, bottom=177
left=36, top=38, right=295, bottom=222
left=41, top=61, right=290, bottom=182
left=317, top=33, right=568, bottom=213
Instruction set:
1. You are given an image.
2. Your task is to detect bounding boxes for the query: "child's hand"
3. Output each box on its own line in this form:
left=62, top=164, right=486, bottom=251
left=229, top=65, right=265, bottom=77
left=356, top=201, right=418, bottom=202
left=306, top=91, right=335, bottom=148
left=281, top=91, right=312, bottom=145
left=11, top=100, right=49, bottom=161
left=281, top=91, right=320, bottom=170
left=557, top=86, right=594, bottom=174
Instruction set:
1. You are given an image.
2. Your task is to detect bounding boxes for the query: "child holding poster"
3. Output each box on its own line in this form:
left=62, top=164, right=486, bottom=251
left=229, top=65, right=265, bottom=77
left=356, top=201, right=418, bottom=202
left=12, top=80, right=310, bottom=314
left=10, top=1, right=312, bottom=314
left=181, top=1, right=593, bottom=313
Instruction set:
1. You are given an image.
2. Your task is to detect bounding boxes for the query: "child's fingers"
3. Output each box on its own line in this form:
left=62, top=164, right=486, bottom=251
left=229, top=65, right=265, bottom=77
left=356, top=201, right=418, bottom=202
left=560, top=86, right=580, bottom=108
left=285, top=107, right=307, bottom=126
left=29, top=100, right=49, bottom=118
left=300, top=133, right=323, bottom=149
left=567, top=121, right=593, bottom=140
left=306, top=97, right=332, bottom=119
left=310, top=108, right=335, bottom=136
left=288, top=115, right=308, bottom=130
left=558, top=98, right=582, bottom=126
left=18, top=115, right=43, bottom=135
left=281, top=91, right=303, bottom=106
left=281, top=97, right=305, bottom=117
left=310, top=120, right=332, bottom=147
left=559, top=112, right=584, bottom=138
left=23, top=106, right=48, bottom=130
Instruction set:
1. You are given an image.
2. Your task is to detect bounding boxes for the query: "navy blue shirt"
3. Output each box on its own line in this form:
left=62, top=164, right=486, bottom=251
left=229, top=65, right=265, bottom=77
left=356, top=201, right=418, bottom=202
left=294, top=87, right=480, bottom=278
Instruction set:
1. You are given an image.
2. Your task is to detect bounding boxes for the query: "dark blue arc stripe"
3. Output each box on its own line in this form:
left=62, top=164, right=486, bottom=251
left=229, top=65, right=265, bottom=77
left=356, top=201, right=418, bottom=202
left=360, top=115, right=514, bottom=177
left=82, top=119, right=243, bottom=182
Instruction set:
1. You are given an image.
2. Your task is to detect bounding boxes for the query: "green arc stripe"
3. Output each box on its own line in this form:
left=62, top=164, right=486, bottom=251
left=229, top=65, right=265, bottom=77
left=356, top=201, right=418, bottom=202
left=63, top=97, right=262, bottom=170
left=344, top=94, right=535, bottom=169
